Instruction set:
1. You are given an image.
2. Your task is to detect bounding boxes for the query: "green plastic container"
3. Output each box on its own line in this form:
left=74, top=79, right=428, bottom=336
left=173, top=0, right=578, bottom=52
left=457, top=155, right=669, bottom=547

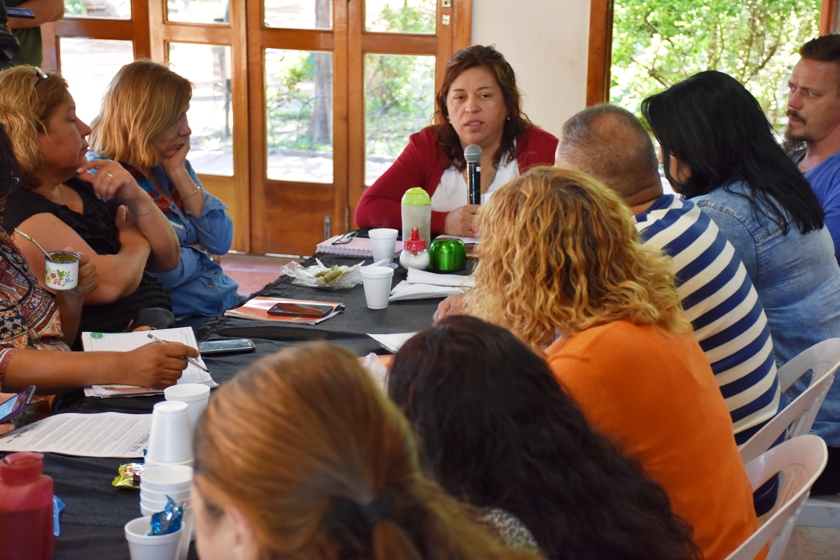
left=429, top=238, right=466, bottom=272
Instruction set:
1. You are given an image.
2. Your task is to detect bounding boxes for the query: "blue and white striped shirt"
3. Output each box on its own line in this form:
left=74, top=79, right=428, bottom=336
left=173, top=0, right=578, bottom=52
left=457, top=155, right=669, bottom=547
left=635, top=195, right=780, bottom=444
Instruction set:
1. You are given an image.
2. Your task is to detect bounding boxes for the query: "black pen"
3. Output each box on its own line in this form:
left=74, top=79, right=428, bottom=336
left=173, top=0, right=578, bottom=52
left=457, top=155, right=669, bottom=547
left=146, top=333, right=210, bottom=373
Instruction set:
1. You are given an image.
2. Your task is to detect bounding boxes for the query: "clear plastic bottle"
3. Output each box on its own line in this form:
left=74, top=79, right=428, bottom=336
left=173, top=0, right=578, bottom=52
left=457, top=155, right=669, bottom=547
left=399, top=227, right=430, bottom=270
left=401, top=187, right=431, bottom=250
left=0, top=452, right=55, bottom=560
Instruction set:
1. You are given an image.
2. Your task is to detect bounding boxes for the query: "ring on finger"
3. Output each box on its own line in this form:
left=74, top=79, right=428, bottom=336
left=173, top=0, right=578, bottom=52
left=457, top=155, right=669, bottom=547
left=106, top=172, right=114, bottom=178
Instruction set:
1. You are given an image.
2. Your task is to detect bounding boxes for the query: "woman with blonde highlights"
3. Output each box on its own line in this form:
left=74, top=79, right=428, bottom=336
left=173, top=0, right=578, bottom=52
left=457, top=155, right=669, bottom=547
left=469, top=167, right=688, bottom=348
left=89, top=61, right=239, bottom=327
left=0, top=65, right=183, bottom=337
left=454, top=167, right=759, bottom=560
left=192, top=343, right=541, bottom=560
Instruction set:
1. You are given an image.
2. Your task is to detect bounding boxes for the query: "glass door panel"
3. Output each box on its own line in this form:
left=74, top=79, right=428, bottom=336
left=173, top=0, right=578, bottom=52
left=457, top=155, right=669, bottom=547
left=166, top=0, right=228, bottom=24
left=264, top=0, right=332, bottom=29
left=365, top=0, right=435, bottom=33
left=265, top=48, right=334, bottom=183
left=60, top=38, right=133, bottom=124
left=364, top=53, right=434, bottom=185
left=63, top=0, right=130, bottom=18
left=168, top=43, right=234, bottom=176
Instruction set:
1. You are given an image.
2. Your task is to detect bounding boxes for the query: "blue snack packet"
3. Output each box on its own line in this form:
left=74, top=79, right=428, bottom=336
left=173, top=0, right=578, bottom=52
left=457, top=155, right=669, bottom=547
left=147, top=496, right=183, bottom=536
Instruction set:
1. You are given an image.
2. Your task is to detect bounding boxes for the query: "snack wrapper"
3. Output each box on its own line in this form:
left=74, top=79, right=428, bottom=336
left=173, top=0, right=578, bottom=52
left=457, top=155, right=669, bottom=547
left=148, top=496, right=184, bottom=536
left=111, top=462, right=146, bottom=489
left=281, top=259, right=363, bottom=290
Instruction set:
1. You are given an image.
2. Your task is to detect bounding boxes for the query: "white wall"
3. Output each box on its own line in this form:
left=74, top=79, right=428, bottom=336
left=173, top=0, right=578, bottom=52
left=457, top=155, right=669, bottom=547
left=472, top=0, right=590, bottom=139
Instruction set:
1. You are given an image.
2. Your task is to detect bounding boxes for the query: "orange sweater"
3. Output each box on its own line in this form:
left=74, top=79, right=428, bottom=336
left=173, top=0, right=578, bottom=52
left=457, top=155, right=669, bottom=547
left=546, top=321, right=758, bottom=560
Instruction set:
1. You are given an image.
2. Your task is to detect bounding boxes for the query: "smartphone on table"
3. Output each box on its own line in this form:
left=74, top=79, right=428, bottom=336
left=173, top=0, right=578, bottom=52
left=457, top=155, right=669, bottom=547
left=0, top=385, right=36, bottom=424
left=267, top=302, right=342, bottom=318
left=198, top=338, right=256, bottom=355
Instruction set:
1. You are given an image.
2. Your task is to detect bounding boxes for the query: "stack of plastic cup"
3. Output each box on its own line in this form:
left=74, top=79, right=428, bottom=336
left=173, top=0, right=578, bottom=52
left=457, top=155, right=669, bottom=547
left=145, top=401, right=194, bottom=469
left=124, top=516, right=183, bottom=560
left=139, top=465, right=194, bottom=560
left=164, top=384, right=211, bottom=429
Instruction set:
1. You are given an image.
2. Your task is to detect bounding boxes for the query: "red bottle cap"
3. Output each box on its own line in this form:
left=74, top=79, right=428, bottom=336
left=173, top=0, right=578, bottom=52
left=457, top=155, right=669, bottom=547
left=404, top=227, right=426, bottom=251
left=0, top=452, right=44, bottom=485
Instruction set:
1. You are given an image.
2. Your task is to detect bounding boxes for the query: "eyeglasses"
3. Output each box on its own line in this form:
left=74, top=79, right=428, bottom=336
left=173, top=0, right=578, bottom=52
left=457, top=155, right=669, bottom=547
left=331, top=230, right=358, bottom=245
left=32, top=66, right=47, bottom=86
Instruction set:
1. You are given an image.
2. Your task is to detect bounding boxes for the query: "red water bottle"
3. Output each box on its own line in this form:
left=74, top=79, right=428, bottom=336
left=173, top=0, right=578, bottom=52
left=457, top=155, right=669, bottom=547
left=0, top=452, right=55, bottom=560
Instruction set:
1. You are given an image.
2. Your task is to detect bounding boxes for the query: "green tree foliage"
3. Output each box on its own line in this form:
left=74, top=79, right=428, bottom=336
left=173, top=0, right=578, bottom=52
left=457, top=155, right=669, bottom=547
left=611, top=0, right=821, bottom=128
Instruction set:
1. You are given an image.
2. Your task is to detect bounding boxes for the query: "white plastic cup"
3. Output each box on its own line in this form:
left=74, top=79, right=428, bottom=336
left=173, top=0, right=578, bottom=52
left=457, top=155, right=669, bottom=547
left=44, top=251, right=79, bottom=290
left=369, top=228, right=398, bottom=264
left=140, top=465, right=194, bottom=492
left=140, top=488, right=191, bottom=502
left=360, top=266, right=394, bottom=310
left=137, top=506, right=195, bottom=558
left=124, top=516, right=183, bottom=560
left=146, top=401, right=193, bottom=466
left=164, top=384, right=211, bottom=429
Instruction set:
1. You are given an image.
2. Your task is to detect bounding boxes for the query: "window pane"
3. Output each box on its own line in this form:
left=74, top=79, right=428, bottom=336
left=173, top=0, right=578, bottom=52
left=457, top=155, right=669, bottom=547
left=365, top=54, right=434, bottom=185
left=167, top=0, right=228, bottom=24
left=265, top=0, right=332, bottom=30
left=64, top=0, right=130, bottom=19
left=265, top=49, right=333, bottom=183
left=60, top=38, right=133, bottom=125
left=365, top=0, right=435, bottom=34
left=168, top=43, right=234, bottom=177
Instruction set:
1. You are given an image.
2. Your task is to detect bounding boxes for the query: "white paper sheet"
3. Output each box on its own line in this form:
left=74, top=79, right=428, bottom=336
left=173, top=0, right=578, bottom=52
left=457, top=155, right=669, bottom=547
left=368, top=332, right=417, bottom=353
left=0, top=413, right=151, bottom=457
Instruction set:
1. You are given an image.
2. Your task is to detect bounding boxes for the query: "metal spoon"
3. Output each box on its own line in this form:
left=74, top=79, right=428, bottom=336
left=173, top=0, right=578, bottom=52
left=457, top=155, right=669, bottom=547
left=14, top=228, right=54, bottom=261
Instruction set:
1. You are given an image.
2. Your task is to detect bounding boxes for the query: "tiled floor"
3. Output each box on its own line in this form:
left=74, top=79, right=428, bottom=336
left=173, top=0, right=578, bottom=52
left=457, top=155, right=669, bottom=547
left=784, top=526, right=840, bottom=559
left=220, top=253, right=296, bottom=296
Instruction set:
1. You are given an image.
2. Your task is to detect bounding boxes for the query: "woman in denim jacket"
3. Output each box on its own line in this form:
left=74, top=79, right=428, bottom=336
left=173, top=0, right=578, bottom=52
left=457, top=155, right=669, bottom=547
left=642, top=70, right=840, bottom=495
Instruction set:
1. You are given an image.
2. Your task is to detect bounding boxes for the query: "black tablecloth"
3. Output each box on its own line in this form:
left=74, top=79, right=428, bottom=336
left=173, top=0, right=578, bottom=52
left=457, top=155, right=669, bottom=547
left=13, top=254, right=441, bottom=559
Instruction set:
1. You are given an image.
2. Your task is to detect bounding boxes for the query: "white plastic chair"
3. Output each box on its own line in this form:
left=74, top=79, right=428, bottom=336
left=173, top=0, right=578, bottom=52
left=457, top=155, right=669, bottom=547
left=725, top=435, right=828, bottom=560
left=738, top=338, right=840, bottom=465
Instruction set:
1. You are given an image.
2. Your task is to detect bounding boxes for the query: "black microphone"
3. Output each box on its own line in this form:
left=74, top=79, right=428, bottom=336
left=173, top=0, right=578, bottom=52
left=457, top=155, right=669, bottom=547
left=464, top=144, right=482, bottom=205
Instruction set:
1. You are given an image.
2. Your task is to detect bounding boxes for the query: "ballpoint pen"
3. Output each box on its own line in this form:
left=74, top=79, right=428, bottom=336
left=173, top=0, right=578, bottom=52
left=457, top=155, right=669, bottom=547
left=146, top=333, right=211, bottom=373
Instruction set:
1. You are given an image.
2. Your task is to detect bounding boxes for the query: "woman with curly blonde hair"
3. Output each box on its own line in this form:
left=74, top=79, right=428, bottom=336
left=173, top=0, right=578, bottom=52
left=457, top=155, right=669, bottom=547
left=442, top=167, right=759, bottom=560
left=191, top=343, right=543, bottom=560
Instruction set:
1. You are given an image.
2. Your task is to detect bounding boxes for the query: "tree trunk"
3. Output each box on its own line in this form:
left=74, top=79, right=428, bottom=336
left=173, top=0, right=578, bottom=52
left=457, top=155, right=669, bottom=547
left=310, top=0, right=332, bottom=145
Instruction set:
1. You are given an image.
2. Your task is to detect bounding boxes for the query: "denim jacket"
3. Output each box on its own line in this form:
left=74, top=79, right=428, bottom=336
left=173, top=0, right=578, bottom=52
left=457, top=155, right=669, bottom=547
left=695, top=181, right=840, bottom=445
left=88, top=153, right=240, bottom=323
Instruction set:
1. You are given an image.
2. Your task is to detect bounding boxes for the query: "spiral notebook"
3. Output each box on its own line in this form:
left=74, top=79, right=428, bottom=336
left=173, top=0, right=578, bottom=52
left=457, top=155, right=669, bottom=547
left=316, top=236, right=402, bottom=257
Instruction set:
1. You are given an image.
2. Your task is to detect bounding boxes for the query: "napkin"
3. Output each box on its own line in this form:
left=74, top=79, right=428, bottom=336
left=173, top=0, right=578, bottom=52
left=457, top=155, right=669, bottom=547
left=389, top=280, right=463, bottom=301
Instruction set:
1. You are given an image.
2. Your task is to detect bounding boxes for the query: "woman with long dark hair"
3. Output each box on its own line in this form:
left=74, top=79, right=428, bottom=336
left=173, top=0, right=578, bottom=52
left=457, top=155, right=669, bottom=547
left=389, top=315, right=700, bottom=560
left=354, top=45, right=557, bottom=237
left=642, top=71, right=840, bottom=494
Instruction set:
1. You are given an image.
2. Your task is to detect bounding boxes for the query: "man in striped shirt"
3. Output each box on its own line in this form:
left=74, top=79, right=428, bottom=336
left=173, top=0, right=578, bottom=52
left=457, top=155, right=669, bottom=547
left=555, top=104, right=780, bottom=445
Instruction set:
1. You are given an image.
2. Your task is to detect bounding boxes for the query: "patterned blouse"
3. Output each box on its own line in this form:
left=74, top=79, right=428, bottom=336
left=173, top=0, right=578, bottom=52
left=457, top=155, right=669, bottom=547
left=0, top=227, right=68, bottom=389
left=478, top=507, right=539, bottom=551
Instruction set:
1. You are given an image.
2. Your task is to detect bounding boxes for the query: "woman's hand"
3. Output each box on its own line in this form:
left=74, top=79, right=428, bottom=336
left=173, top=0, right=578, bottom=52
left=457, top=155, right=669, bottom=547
left=66, top=250, right=98, bottom=299
left=76, top=159, right=154, bottom=216
left=119, top=342, right=199, bottom=390
left=433, top=294, right=466, bottom=324
left=444, top=205, right=480, bottom=237
left=159, top=138, right=190, bottom=177
left=0, top=424, right=13, bottom=435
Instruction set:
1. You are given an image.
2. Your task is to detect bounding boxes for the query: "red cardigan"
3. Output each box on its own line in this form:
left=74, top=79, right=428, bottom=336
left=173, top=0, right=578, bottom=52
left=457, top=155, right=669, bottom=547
left=354, top=125, right=559, bottom=234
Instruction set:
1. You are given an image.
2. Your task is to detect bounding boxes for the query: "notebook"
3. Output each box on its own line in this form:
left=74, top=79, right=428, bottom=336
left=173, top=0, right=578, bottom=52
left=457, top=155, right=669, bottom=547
left=316, top=235, right=403, bottom=257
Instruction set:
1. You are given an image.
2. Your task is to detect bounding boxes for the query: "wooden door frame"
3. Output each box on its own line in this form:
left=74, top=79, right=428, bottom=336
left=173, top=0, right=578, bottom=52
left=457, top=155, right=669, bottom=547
left=587, top=0, right=838, bottom=107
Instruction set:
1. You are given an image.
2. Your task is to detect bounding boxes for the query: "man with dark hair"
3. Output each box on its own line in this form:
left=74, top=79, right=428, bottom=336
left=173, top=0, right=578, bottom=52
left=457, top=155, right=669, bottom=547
left=788, top=33, right=840, bottom=261
left=556, top=104, right=780, bottom=447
